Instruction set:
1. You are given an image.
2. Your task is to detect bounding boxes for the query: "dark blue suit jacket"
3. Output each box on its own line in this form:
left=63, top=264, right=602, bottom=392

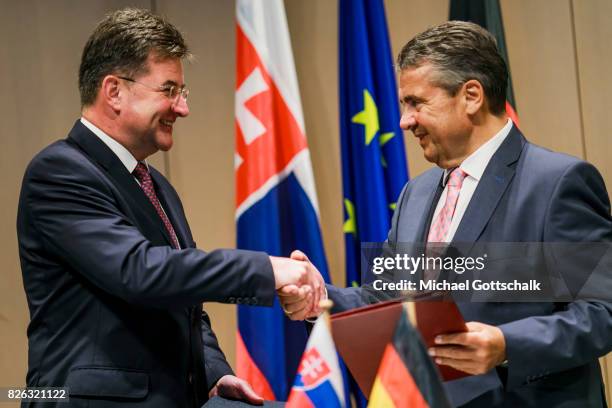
left=17, top=120, right=275, bottom=407
left=328, top=126, right=612, bottom=407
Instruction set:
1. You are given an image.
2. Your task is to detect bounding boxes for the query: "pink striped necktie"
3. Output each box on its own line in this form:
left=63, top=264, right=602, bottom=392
left=427, top=167, right=468, bottom=243
left=133, top=162, right=180, bottom=249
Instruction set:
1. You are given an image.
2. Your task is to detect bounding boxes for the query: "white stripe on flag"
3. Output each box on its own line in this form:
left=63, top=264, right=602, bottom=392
left=307, top=316, right=346, bottom=407
left=236, top=0, right=306, bottom=134
left=235, top=0, right=321, bottom=220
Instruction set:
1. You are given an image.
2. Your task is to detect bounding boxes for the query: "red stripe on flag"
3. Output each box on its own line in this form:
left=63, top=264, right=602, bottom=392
left=235, top=24, right=308, bottom=209
left=377, top=344, right=430, bottom=408
left=505, top=101, right=520, bottom=128
left=235, top=331, right=276, bottom=400
left=286, top=389, right=315, bottom=408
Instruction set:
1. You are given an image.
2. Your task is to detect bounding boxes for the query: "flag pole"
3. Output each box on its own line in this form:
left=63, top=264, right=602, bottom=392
left=404, top=301, right=418, bottom=328
left=319, top=299, right=334, bottom=330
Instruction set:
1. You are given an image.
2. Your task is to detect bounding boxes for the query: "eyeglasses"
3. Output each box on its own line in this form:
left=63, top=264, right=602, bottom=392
left=118, top=76, right=189, bottom=105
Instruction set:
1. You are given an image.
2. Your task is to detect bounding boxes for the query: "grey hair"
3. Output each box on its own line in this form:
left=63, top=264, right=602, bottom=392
left=78, top=7, right=191, bottom=107
left=397, top=21, right=508, bottom=114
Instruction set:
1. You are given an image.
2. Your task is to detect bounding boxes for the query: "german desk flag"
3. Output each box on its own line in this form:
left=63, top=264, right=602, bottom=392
left=368, top=305, right=450, bottom=408
left=450, top=0, right=519, bottom=126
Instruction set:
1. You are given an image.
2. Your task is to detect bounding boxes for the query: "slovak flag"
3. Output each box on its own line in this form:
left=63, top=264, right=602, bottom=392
left=235, top=0, right=332, bottom=400
left=286, top=314, right=346, bottom=408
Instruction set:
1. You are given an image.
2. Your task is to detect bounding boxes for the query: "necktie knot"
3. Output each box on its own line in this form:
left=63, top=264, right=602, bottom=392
left=447, top=167, right=467, bottom=188
left=133, top=162, right=150, bottom=184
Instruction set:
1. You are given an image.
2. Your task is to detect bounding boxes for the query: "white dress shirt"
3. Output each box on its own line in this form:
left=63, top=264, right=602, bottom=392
left=80, top=117, right=180, bottom=248
left=429, top=119, right=513, bottom=242
left=80, top=117, right=143, bottom=173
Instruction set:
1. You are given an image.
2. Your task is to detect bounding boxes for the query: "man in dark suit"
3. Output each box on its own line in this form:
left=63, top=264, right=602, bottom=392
left=17, top=8, right=323, bottom=408
left=281, top=21, right=612, bottom=407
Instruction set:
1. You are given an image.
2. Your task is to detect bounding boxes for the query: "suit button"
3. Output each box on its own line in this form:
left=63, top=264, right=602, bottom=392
left=188, top=373, right=193, bottom=384
left=228, top=297, right=236, bottom=303
left=251, top=298, right=258, bottom=305
left=236, top=298, right=243, bottom=304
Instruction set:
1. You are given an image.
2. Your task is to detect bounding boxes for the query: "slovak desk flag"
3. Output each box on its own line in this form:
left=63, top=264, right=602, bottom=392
left=286, top=313, right=346, bottom=408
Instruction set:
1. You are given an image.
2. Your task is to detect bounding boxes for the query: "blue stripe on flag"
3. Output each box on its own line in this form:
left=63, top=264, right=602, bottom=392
left=238, top=173, right=330, bottom=398
left=305, top=380, right=343, bottom=408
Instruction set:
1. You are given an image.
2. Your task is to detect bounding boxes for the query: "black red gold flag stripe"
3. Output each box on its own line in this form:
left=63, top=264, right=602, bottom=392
left=368, top=306, right=450, bottom=408
left=450, top=0, right=519, bottom=125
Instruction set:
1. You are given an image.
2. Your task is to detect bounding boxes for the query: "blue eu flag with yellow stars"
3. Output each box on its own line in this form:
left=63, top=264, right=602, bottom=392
left=339, top=0, right=409, bottom=289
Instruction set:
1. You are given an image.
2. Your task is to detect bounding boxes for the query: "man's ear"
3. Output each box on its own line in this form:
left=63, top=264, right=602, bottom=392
left=462, top=79, right=484, bottom=115
left=99, top=75, right=122, bottom=111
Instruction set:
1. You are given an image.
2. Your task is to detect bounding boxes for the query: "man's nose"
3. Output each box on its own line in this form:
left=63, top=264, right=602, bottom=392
left=399, top=110, right=416, bottom=131
left=172, top=96, right=189, bottom=117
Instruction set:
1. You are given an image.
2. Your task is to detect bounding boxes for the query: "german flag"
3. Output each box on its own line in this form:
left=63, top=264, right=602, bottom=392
left=368, top=305, right=450, bottom=408
left=450, top=0, right=519, bottom=126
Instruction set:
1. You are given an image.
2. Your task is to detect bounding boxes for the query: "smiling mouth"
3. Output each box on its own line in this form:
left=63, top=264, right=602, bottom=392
left=160, top=119, right=174, bottom=128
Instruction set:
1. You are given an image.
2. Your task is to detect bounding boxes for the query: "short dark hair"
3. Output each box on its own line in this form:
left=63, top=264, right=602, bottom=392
left=78, top=8, right=191, bottom=107
left=397, top=21, right=508, bottom=114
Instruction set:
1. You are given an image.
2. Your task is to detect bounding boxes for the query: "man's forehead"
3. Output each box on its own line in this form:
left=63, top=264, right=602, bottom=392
left=400, top=64, right=436, bottom=83
left=398, top=64, right=437, bottom=96
left=139, top=54, right=184, bottom=81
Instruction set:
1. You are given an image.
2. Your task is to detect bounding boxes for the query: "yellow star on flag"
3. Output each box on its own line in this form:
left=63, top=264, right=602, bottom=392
left=342, top=198, right=357, bottom=236
left=379, top=131, right=395, bottom=167
left=351, top=89, right=379, bottom=146
left=379, top=131, right=395, bottom=146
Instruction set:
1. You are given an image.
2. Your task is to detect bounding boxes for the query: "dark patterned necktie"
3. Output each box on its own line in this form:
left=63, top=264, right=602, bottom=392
left=133, top=162, right=180, bottom=249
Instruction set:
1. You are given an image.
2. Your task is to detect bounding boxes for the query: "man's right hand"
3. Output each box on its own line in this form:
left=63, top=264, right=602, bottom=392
left=277, top=284, right=314, bottom=320
left=269, top=255, right=311, bottom=289
left=271, top=250, right=326, bottom=320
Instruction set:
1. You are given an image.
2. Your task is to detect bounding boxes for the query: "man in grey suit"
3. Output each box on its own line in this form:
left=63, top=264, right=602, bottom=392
left=18, top=8, right=322, bottom=407
left=281, top=21, right=612, bottom=407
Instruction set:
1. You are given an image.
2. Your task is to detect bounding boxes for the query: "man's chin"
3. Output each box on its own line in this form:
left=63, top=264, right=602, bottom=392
left=156, top=136, right=174, bottom=152
left=422, top=149, right=438, bottom=166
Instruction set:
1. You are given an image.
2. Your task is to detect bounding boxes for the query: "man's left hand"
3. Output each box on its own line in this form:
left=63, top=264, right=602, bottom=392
left=209, top=375, right=264, bottom=405
left=428, top=322, right=506, bottom=375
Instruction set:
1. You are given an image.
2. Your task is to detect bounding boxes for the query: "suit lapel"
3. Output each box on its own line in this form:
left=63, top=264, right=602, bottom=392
left=418, top=179, right=445, bottom=242
left=452, top=126, right=525, bottom=243
left=395, top=168, right=444, bottom=244
left=67, top=120, right=175, bottom=247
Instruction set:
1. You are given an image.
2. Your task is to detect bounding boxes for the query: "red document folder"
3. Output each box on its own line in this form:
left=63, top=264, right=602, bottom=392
left=330, top=296, right=469, bottom=396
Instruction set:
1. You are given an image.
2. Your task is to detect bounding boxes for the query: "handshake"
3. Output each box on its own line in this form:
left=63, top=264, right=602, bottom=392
left=270, top=250, right=326, bottom=321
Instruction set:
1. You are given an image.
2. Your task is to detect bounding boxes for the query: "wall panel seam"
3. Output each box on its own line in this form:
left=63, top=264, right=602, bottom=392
left=569, top=0, right=587, bottom=161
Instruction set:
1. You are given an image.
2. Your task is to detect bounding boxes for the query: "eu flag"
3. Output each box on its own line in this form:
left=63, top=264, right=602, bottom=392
left=339, top=0, right=409, bottom=289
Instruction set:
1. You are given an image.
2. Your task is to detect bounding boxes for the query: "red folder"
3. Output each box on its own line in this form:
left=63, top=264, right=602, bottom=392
left=330, top=296, right=469, bottom=396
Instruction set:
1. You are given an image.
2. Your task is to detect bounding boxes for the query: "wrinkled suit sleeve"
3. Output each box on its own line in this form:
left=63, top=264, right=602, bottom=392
left=21, top=147, right=276, bottom=310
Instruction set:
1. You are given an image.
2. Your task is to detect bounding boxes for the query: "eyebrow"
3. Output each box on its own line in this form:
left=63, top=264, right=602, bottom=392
left=400, top=95, right=423, bottom=104
left=161, top=80, right=184, bottom=88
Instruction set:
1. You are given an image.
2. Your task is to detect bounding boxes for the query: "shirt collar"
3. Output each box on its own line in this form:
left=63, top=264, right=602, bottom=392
left=80, top=117, right=145, bottom=173
left=443, top=118, right=513, bottom=185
